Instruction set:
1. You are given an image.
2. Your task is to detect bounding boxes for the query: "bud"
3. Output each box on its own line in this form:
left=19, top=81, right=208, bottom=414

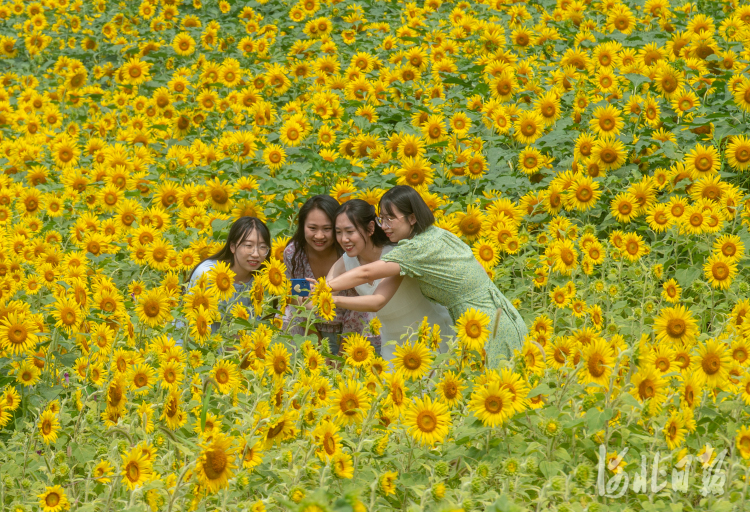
left=550, top=475, right=566, bottom=492
left=431, top=482, right=445, bottom=500
left=434, top=461, right=449, bottom=477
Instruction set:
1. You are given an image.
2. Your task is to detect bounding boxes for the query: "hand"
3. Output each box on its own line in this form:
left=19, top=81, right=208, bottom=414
left=306, top=277, right=318, bottom=294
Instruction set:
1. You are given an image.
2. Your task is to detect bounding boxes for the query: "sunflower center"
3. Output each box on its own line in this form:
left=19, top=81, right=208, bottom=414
left=404, top=353, right=421, bottom=370
left=134, top=373, right=147, bottom=387
left=465, top=320, right=483, bottom=338
left=695, top=155, right=712, bottom=172
left=735, top=147, right=750, bottom=163
left=416, top=410, right=437, bottom=432
left=126, top=462, right=140, bottom=482
left=600, top=148, right=617, bottom=163
left=273, top=357, right=286, bottom=374
left=42, top=419, right=52, bottom=435
left=485, top=395, right=503, bottom=414
left=587, top=353, right=605, bottom=377
left=342, top=396, right=358, bottom=415
left=638, top=379, right=655, bottom=399
left=46, top=492, right=60, bottom=507
left=352, top=347, right=368, bottom=362
left=144, top=300, right=160, bottom=317
left=701, top=353, right=720, bottom=375
left=6, top=323, right=28, bottom=344
left=323, top=434, right=337, bottom=455
left=666, top=318, right=686, bottom=337
left=712, top=262, right=729, bottom=280
left=203, top=448, right=228, bottom=479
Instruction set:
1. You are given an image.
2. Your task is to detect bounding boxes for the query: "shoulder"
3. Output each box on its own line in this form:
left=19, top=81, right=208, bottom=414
left=190, top=259, right=217, bottom=285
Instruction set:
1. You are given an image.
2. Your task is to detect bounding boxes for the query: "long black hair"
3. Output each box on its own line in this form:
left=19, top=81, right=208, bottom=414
left=187, top=216, right=271, bottom=284
left=379, top=185, right=435, bottom=237
left=336, top=199, right=391, bottom=248
left=288, top=195, right=342, bottom=278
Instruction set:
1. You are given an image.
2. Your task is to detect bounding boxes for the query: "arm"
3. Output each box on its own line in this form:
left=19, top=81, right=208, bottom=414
left=326, top=260, right=401, bottom=292
left=333, top=275, right=403, bottom=312
left=326, top=257, right=347, bottom=294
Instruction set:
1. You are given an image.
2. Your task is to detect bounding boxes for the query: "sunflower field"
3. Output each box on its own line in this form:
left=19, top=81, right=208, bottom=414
left=2, top=0, right=750, bottom=510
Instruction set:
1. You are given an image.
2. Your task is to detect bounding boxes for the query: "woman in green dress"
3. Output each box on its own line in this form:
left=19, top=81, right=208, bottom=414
left=321, top=185, right=528, bottom=368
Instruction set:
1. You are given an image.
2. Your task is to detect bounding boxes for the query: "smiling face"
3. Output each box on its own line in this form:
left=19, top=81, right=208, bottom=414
left=304, top=208, right=335, bottom=253
left=336, top=212, right=374, bottom=257
left=380, top=204, right=416, bottom=242
left=230, top=228, right=268, bottom=275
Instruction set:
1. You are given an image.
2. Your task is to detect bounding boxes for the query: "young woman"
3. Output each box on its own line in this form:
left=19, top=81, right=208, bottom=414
left=328, top=199, right=453, bottom=361
left=283, top=195, right=376, bottom=354
left=178, top=216, right=271, bottom=343
left=322, top=186, right=528, bottom=368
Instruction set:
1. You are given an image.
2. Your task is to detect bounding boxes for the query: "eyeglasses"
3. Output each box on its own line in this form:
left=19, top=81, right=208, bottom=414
left=240, top=244, right=270, bottom=256
left=377, top=214, right=404, bottom=227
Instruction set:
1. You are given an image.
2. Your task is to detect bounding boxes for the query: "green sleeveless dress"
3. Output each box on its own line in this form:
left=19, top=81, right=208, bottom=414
left=380, top=225, right=528, bottom=367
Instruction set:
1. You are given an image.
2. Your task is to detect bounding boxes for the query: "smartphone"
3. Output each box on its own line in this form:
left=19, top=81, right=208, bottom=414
left=290, top=278, right=310, bottom=297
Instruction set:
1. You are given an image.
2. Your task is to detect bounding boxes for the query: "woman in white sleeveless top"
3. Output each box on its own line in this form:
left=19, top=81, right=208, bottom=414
left=327, top=200, right=453, bottom=362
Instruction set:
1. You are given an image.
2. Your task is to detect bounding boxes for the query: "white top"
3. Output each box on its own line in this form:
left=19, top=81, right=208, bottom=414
left=343, top=246, right=454, bottom=362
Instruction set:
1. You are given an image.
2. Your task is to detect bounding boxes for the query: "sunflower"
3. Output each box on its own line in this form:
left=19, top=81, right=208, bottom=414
left=647, top=345, right=677, bottom=374
left=610, top=192, right=638, bottom=223
left=136, top=288, right=173, bottom=327
left=343, top=333, right=374, bottom=368
left=736, top=426, right=750, bottom=460
left=380, top=471, right=398, bottom=495
left=663, top=409, right=687, bottom=450
left=684, top=143, right=720, bottom=179
left=313, top=420, right=342, bottom=461
left=240, top=439, right=264, bottom=470
left=421, top=114, right=446, bottom=143
left=548, top=336, right=576, bottom=370
left=455, top=308, right=490, bottom=352
left=469, top=380, right=514, bottom=427
left=692, top=338, right=731, bottom=388
left=393, top=340, right=433, bottom=380
left=263, top=144, right=286, bottom=171
left=578, top=338, right=615, bottom=388
left=38, top=409, right=61, bottom=444
left=435, top=370, right=466, bottom=408
left=0, top=311, right=39, bottom=356
left=589, top=104, right=623, bottom=138
left=631, top=365, right=667, bottom=409
left=92, top=460, right=114, bottom=484
left=404, top=395, right=451, bottom=446
left=653, top=305, right=699, bottom=345
left=328, top=451, right=354, bottom=479
left=161, top=390, right=186, bottom=430
left=703, top=254, right=737, bottom=290
left=713, top=234, right=745, bottom=263
left=120, top=447, right=153, bottom=490
left=519, top=340, right=546, bottom=376
left=549, top=239, right=578, bottom=275
left=329, top=378, right=371, bottom=425
left=565, top=174, right=601, bottom=212
left=514, top=110, right=545, bottom=144
left=678, top=372, right=703, bottom=410
left=120, top=57, right=152, bottom=86
left=212, top=360, right=240, bottom=394
left=196, top=432, right=237, bottom=493
left=38, top=485, right=70, bottom=512
left=207, top=260, right=237, bottom=300
left=128, top=363, right=156, bottom=395
left=726, top=135, right=750, bottom=171
left=395, top=156, right=435, bottom=187
left=592, top=137, right=627, bottom=171
left=382, top=370, right=409, bottom=416
left=265, top=343, right=291, bottom=381
left=732, top=79, right=750, bottom=113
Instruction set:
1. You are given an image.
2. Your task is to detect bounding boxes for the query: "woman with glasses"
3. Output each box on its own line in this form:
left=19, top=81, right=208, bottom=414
left=321, top=186, right=528, bottom=368
left=327, top=199, right=453, bottom=361
left=283, top=195, right=377, bottom=355
left=176, top=216, right=272, bottom=345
